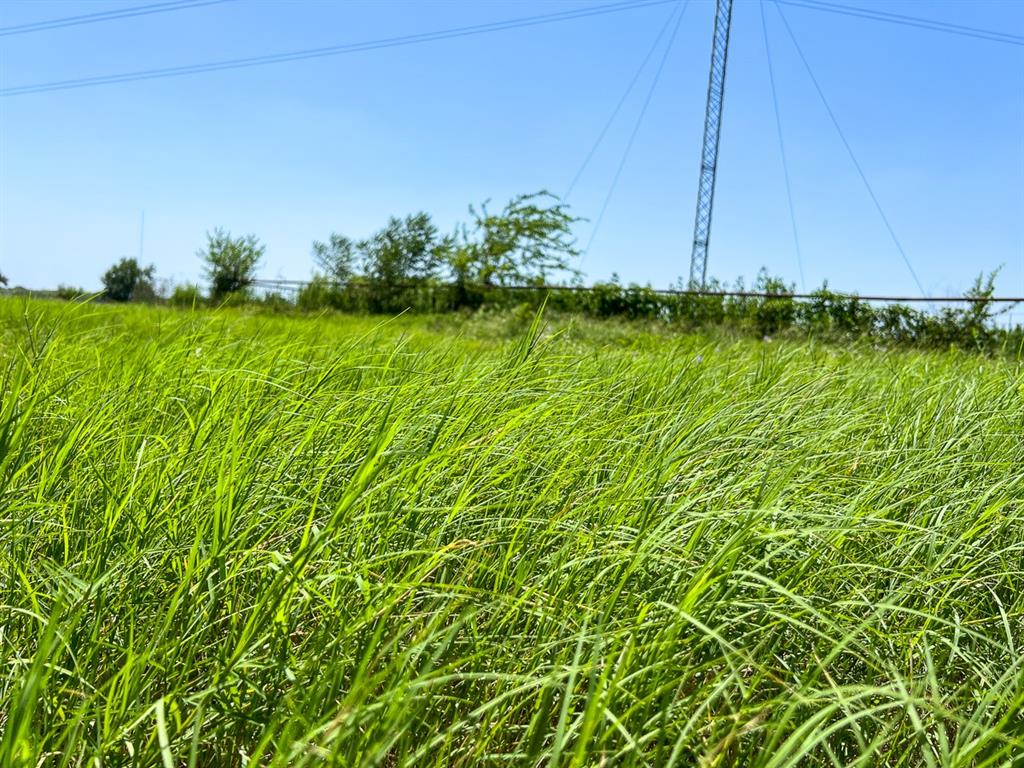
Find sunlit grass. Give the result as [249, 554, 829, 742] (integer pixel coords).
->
[2, 298, 1023, 766]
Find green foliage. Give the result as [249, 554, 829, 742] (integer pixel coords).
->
[799, 282, 874, 337]
[312, 213, 451, 313]
[55, 284, 87, 301]
[169, 283, 202, 308]
[666, 277, 727, 326]
[282, 267, 1021, 355]
[101, 257, 155, 302]
[751, 269, 796, 336]
[0, 272, 7, 286]
[3, 298, 1024, 765]
[215, 290, 251, 308]
[451, 191, 582, 289]
[306, 192, 582, 313]
[296, 275, 343, 311]
[260, 291, 292, 311]
[199, 228, 265, 300]
[311, 233, 356, 283]
[360, 213, 451, 310]
[580, 276, 665, 320]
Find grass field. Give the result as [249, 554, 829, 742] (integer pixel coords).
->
[2, 298, 1023, 766]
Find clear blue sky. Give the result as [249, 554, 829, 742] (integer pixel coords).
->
[1, 0, 1022, 297]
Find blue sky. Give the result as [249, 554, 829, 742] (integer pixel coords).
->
[1, 0, 1022, 297]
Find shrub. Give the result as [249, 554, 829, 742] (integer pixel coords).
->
[215, 290, 251, 308]
[55, 284, 88, 301]
[199, 229, 265, 301]
[102, 258, 155, 302]
[297, 276, 343, 311]
[260, 291, 292, 312]
[169, 283, 203, 308]
[752, 271, 796, 337]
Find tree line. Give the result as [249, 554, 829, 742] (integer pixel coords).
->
[84, 191, 581, 311]
[13, 189, 1023, 355]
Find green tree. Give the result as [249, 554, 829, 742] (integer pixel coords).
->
[0, 272, 7, 286]
[199, 229, 265, 301]
[315, 213, 451, 313]
[451, 191, 582, 289]
[359, 213, 451, 286]
[101, 257, 155, 302]
[311, 234, 356, 283]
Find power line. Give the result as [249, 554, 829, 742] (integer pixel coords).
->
[776, 0, 1024, 48]
[1, 0, 676, 98]
[772, 1, 928, 299]
[0, 0, 237, 37]
[584, 0, 689, 256]
[760, 0, 804, 291]
[563, 1, 681, 201]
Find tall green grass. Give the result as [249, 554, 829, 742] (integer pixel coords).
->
[2, 298, 1023, 766]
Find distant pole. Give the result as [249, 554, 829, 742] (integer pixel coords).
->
[139, 210, 145, 262]
[689, 0, 734, 289]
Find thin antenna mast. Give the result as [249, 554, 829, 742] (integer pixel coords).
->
[689, 0, 733, 288]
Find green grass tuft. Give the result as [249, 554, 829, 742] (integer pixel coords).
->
[2, 298, 1023, 766]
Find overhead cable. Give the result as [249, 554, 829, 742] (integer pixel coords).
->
[760, 0, 804, 290]
[584, 0, 689, 256]
[776, 0, 1024, 47]
[773, 1, 928, 298]
[563, 1, 682, 201]
[0, 0, 237, 38]
[1, 0, 676, 97]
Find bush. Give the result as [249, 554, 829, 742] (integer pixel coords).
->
[260, 291, 293, 312]
[752, 271, 796, 337]
[169, 283, 203, 308]
[55, 284, 88, 301]
[215, 291, 251, 309]
[297, 276, 344, 311]
[199, 229, 265, 301]
[666, 277, 725, 327]
[102, 258, 155, 302]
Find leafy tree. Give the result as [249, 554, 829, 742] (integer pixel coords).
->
[962, 269, 1001, 327]
[199, 229, 265, 300]
[313, 213, 452, 313]
[944, 269, 1003, 350]
[312, 234, 356, 283]
[451, 191, 582, 288]
[102, 257, 155, 302]
[0, 272, 7, 286]
[359, 213, 451, 286]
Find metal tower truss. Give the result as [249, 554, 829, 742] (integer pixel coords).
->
[689, 0, 734, 288]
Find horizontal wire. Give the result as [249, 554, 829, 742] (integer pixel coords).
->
[0, 0, 237, 37]
[1, 0, 675, 97]
[776, 0, 1024, 47]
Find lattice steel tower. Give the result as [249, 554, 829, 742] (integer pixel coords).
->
[689, 0, 734, 288]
